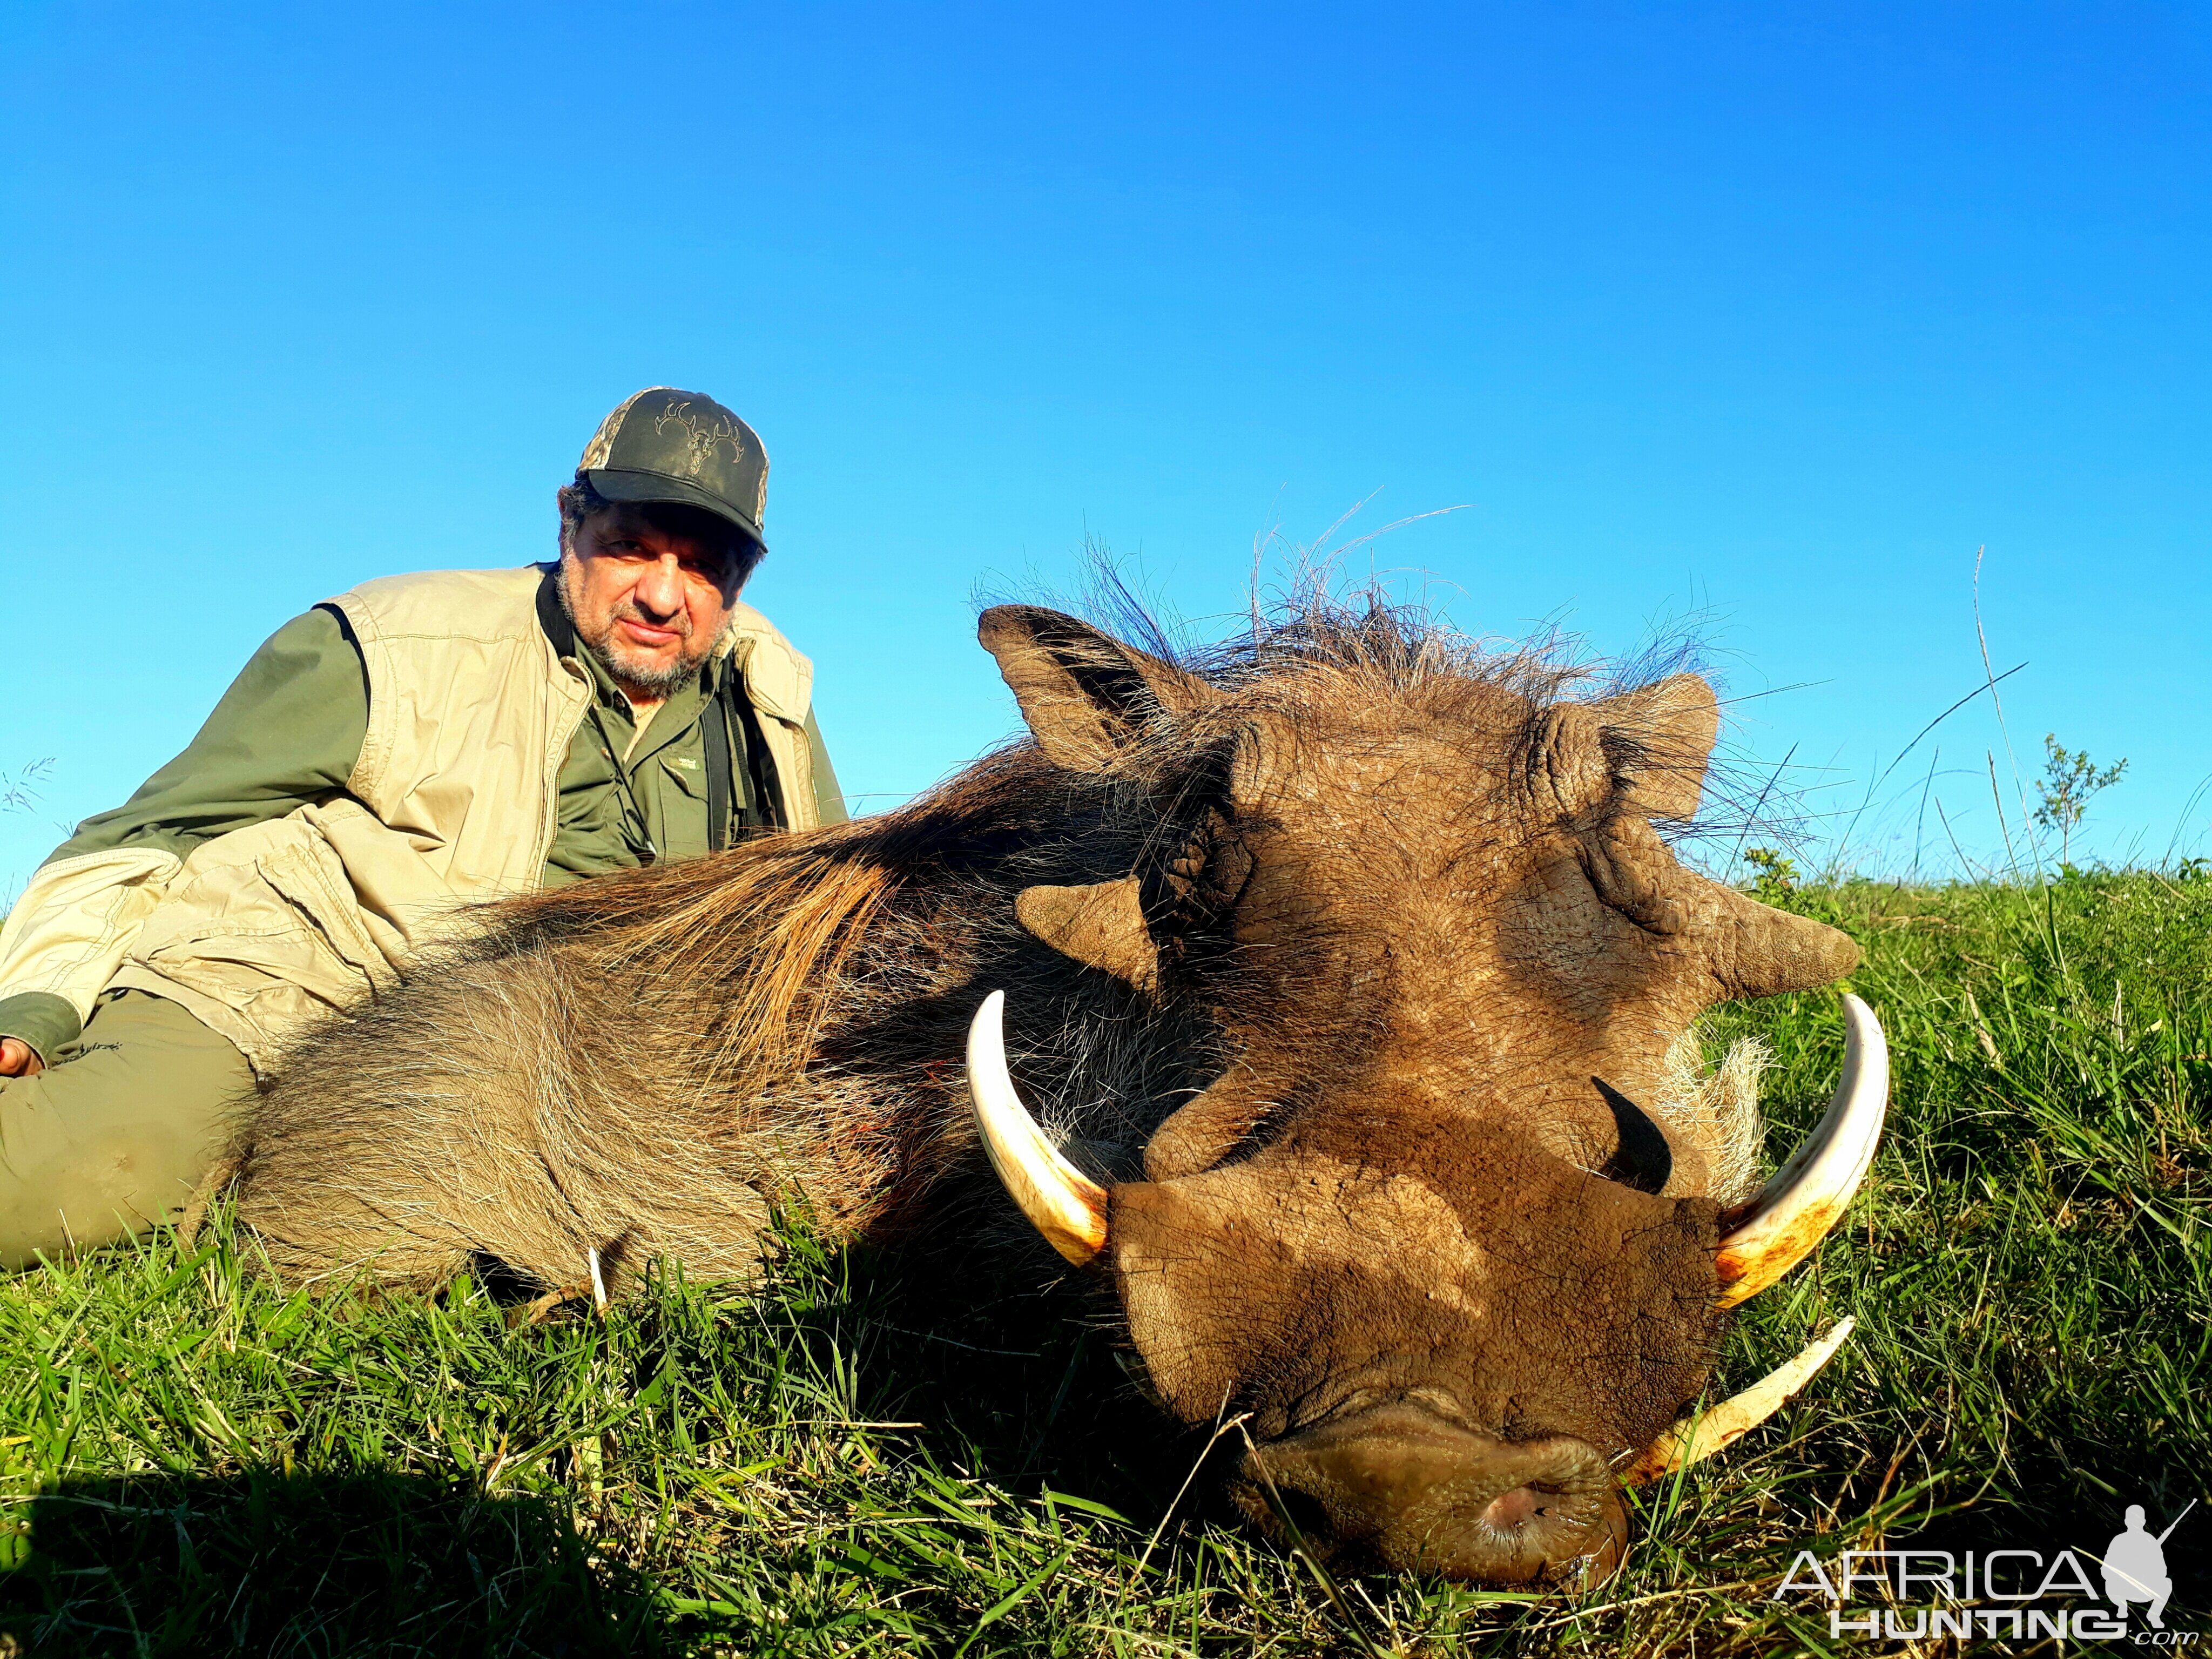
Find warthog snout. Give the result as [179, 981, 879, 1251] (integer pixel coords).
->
[1233, 1405, 1625, 1584]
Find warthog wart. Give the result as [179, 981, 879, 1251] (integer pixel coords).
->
[223, 586, 1886, 1586]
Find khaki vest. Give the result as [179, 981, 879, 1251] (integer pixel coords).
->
[15, 567, 818, 1074]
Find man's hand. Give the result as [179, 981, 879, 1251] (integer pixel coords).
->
[0, 1038, 44, 1078]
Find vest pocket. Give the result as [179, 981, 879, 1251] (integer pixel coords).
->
[121, 815, 402, 1031]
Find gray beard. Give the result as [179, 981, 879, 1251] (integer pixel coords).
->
[596, 648, 699, 700]
[556, 560, 703, 701]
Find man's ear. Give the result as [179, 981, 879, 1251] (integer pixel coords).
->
[555, 483, 579, 556]
[1588, 673, 1720, 821]
[977, 605, 1213, 773]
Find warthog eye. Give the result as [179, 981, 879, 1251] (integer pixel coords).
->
[1590, 1076, 1674, 1195]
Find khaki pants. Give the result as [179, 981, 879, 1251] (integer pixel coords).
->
[0, 990, 252, 1270]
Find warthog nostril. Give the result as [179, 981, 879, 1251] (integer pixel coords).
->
[1233, 1404, 1625, 1584]
[1481, 1483, 1544, 1530]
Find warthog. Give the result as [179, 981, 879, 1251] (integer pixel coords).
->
[228, 591, 1886, 1585]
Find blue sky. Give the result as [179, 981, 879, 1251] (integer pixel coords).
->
[3, 3, 2206, 893]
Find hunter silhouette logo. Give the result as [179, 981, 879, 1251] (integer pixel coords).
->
[2102, 1501, 2194, 1630]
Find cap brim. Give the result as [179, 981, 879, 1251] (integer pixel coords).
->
[584, 468, 765, 552]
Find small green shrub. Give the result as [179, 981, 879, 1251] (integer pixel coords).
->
[2032, 733, 2128, 866]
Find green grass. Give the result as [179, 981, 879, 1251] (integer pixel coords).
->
[3, 869, 2208, 1656]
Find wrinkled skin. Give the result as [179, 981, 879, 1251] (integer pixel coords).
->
[230, 596, 1859, 1588]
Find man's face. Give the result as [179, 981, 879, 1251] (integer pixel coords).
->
[559, 504, 746, 699]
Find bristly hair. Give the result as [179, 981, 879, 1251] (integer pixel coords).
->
[1073, 554, 1696, 704]
[1067, 558, 1773, 854]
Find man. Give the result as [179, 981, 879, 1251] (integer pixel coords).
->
[0, 387, 845, 1268]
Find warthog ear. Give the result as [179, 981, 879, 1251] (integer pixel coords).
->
[1016, 877, 1159, 992]
[979, 606, 1213, 773]
[1589, 673, 1721, 821]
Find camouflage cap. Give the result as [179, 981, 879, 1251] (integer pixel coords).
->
[576, 387, 770, 551]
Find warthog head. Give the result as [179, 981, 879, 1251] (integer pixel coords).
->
[965, 602, 1882, 1585]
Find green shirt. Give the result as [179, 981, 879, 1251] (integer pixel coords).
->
[0, 572, 845, 1058]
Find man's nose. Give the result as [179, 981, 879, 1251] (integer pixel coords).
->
[633, 555, 685, 618]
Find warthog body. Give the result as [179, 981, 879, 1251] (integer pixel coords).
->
[230, 591, 1865, 1583]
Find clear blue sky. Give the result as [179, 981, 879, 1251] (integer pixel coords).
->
[3, 3, 2206, 894]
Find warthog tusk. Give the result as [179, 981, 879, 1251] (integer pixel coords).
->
[1624, 1317, 1857, 1484]
[966, 990, 1110, 1266]
[1712, 993, 1889, 1309]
